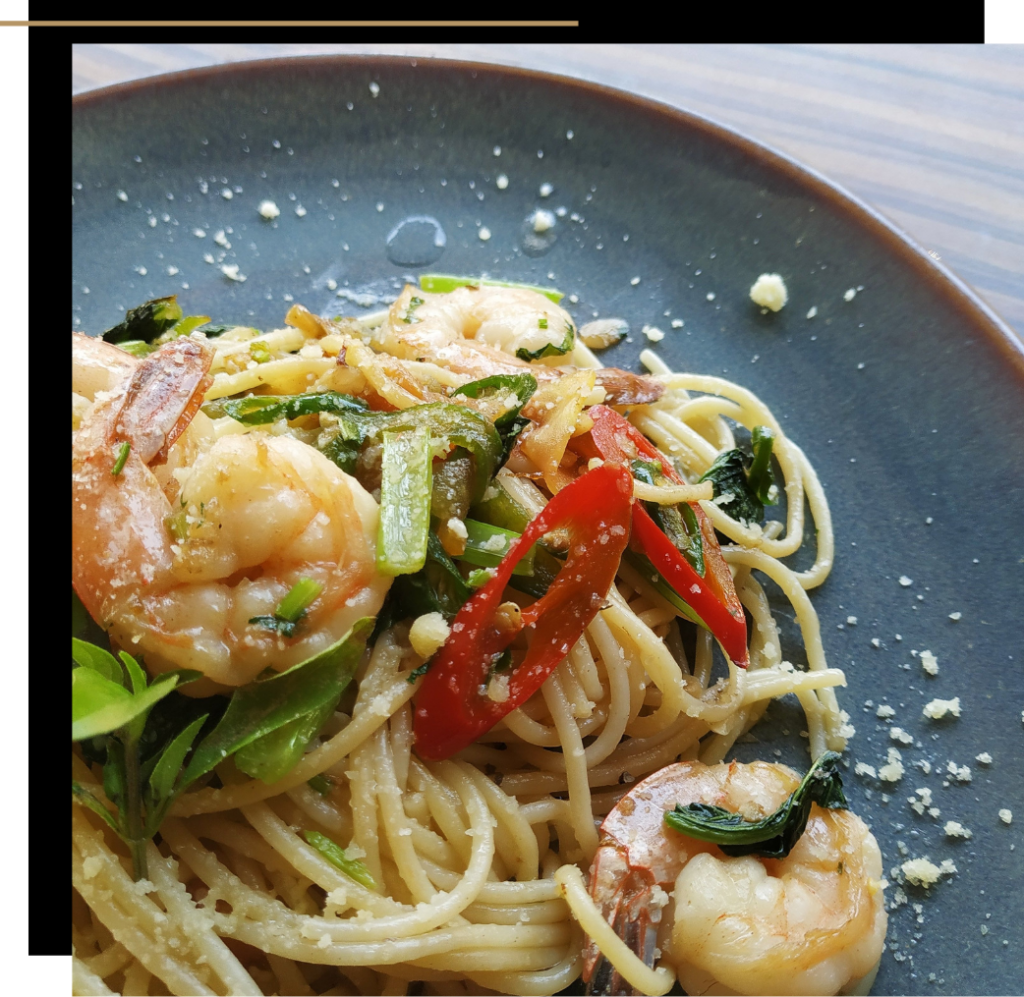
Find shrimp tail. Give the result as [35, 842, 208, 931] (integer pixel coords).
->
[583, 843, 663, 996]
[113, 337, 214, 463]
[593, 368, 665, 407]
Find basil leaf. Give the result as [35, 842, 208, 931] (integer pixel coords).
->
[146, 715, 209, 808]
[302, 829, 378, 889]
[72, 782, 122, 834]
[72, 637, 123, 685]
[102, 296, 182, 345]
[663, 751, 847, 859]
[72, 668, 193, 741]
[235, 697, 338, 785]
[181, 618, 373, 786]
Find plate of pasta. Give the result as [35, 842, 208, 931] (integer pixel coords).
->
[72, 57, 1024, 997]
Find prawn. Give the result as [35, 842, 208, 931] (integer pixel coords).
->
[71, 332, 392, 692]
[581, 760, 887, 996]
[378, 284, 664, 406]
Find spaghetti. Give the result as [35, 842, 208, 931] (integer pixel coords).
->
[72, 283, 849, 996]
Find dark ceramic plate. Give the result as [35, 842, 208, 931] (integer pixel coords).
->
[72, 57, 1024, 996]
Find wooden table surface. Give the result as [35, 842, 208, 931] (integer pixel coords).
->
[72, 43, 1024, 344]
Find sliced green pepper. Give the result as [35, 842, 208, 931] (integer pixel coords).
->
[419, 273, 564, 304]
[377, 427, 433, 576]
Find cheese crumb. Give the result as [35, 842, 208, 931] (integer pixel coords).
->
[901, 857, 955, 887]
[975, 752, 992, 765]
[876, 704, 896, 719]
[221, 264, 246, 282]
[879, 747, 905, 783]
[258, 199, 280, 219]
[496, 174, 509, 190]
[408, 612, 451, 660]
[844, 287, 857, 302]
[847, 615, 858, 625]
[920, 650, 939, 675]
[446, 517, 468, 541]
[999, 808, 1013, 825]
[531, 209, 555, 233]
[948, 611, 962, 621]
[944, 821, 972, 838]
[890, 727, 914, 744]
[82, 856, 103, 879]
[478, 226, 491, 241]
[923, 697, 961, 719]
[899, 575, 913, 587]
[486, 673, 510, 703]
[643, 325, 665, 342]
[749, 273, 788, 312]
[945, 760, 971, 782]
[855, 762, 877, 778]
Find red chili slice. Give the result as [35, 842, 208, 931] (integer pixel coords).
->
[572, 405, 748, 667]
[413, 462, 634, 760]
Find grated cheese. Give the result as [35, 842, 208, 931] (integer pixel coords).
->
[923, 697, 961, 719]
[749, 273, 788, 312]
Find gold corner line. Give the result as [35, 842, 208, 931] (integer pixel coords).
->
[9, 19, 579, 26]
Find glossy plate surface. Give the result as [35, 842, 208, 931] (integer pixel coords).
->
[73, 56, 1024, 996]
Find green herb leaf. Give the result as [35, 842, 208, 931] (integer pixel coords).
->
[102, 296, 183, 345]
[307, 774, 333, 796]
[419, 273, 564, 304]
[515, 322, 575, 362]
[223, 391, 369, 426]
[117, 340, 155, 358]
[698, 426, 777, 525]
[631, 460, 705, 576]
[407, 661, 431, 683]
[302, 829, 378, 889]
[663, 751, 847, 858]
[181, 618, 373, 786]
[235, 697, 338, 785]
[72, 637, 124, 684]
[452, 373, 537, 431]
[146, 714, 209, 808]
[379, 532, 471, 633]
[72, 782, 122, 834]
[72, 667, 196, 741]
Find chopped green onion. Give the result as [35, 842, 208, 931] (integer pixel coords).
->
[377, 427, 433, 576]
[249, 341, 272, 364]
[302, 829, 378, 889]
[420, 273, 564, 304]
[111, 442, 130, 476]
[276, 578, 324, 623]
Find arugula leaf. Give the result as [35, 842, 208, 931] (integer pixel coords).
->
[663, 751, 847, 858]
[102, 296, 183, 345]
[181, 618, 373, 786]
[146, 715, 208, 808]
[698, 426, 778, 525]
[72, 668, 196, 741]
[302, 829, 378, 889]
[72, 637, 124, 683]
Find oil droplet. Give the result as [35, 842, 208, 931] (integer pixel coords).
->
[385, 215, 447, 267]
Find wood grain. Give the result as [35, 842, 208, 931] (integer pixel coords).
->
[72, 43, 1024, 342]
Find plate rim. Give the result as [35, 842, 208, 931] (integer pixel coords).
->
[73, 52, 1024, 380]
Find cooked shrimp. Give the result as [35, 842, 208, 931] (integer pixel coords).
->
[71, 333, 391, 692]
[378, 284, 664, 406]
[582, 760, 887, 996]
